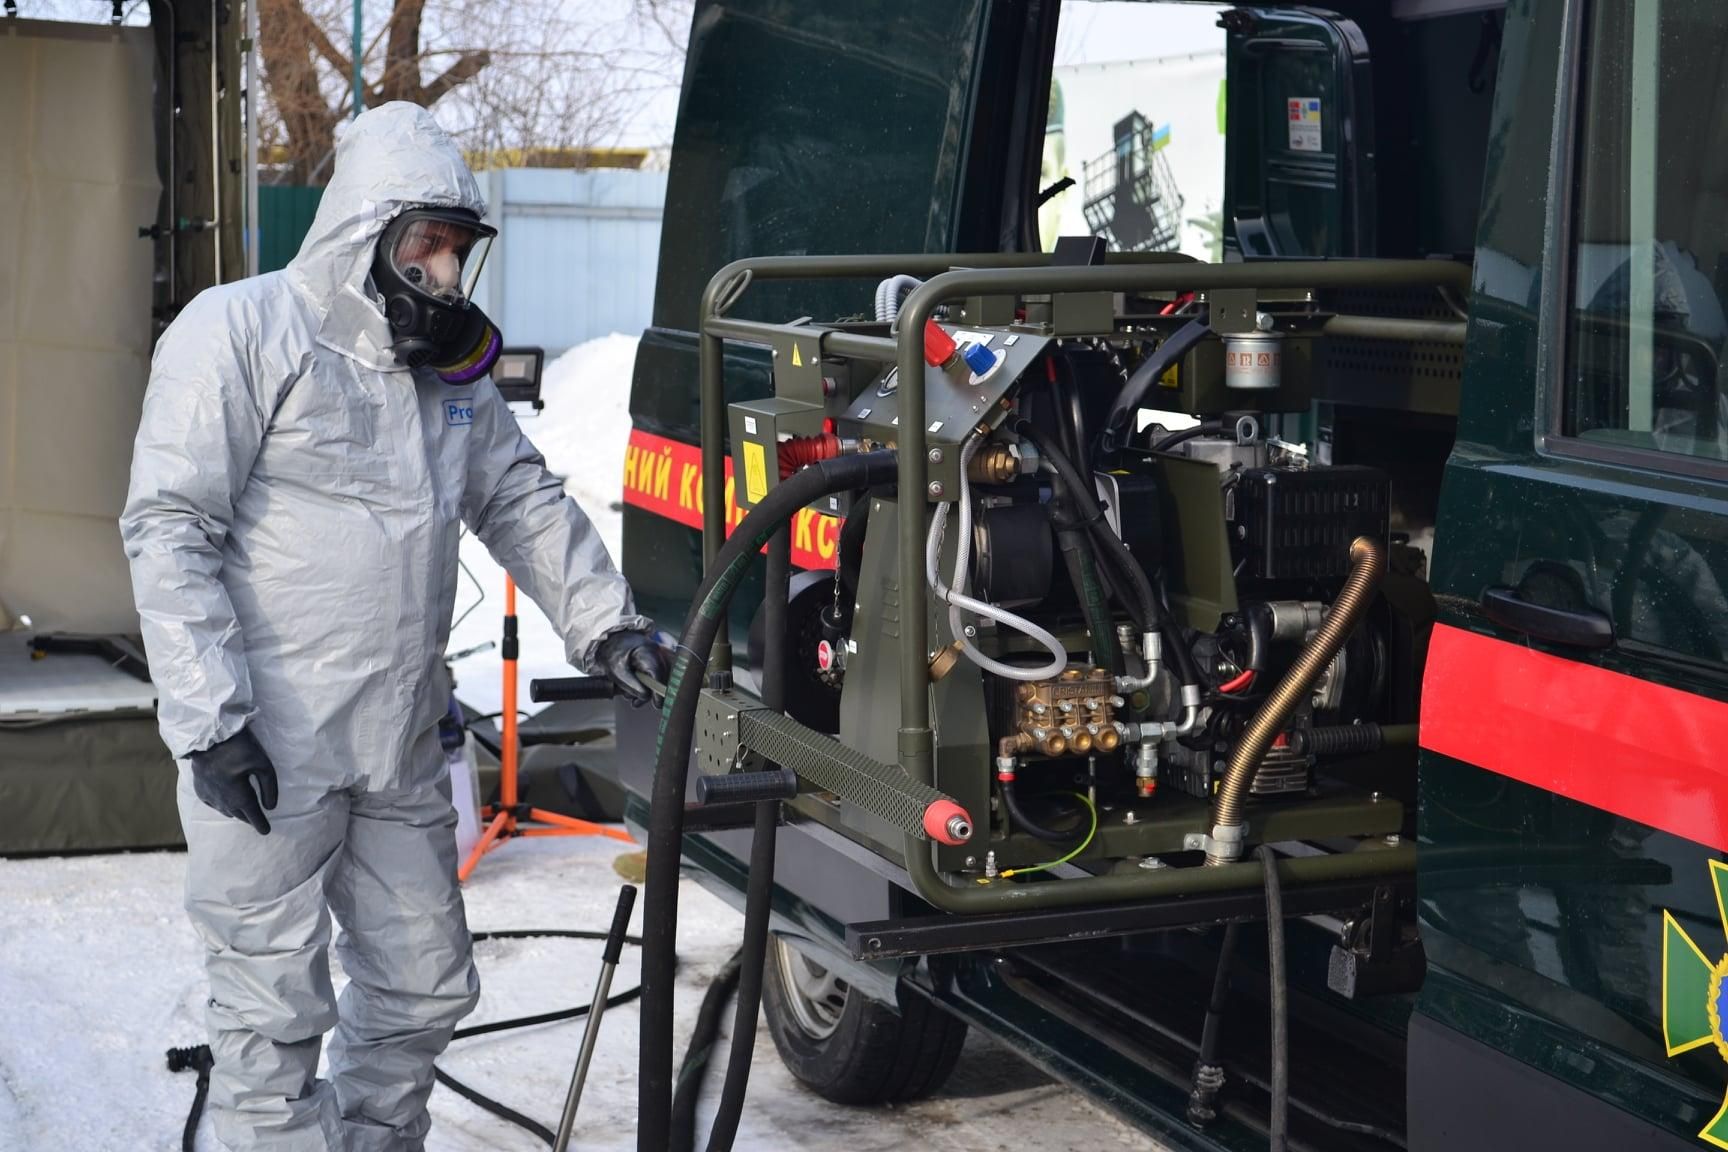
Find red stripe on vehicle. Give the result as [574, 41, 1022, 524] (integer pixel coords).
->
[620, 427, 842, 570]
[1421, 623, 1728, 851]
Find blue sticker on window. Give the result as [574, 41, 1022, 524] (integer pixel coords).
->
[445, 398, 474, 427]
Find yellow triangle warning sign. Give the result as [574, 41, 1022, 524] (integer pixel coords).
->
[791, 343, 803, 368]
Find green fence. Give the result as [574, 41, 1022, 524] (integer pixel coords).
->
[259, 185, 324, 273]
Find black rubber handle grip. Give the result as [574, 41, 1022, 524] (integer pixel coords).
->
[1480, 586, 1614, 650]
[694, 768, 799, 807]
[602, 885, 637, 966]
[529, 676, 615, 703]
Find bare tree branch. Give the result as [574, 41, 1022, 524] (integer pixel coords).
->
[257, 0, 689, 184]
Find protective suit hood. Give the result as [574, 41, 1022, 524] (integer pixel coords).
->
[286, 102, 487, 371]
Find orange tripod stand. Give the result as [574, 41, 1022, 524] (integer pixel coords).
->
[459, 575, 633, 883]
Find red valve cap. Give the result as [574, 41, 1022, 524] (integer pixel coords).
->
[923, 319, 957, 367]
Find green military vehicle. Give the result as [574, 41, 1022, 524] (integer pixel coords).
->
[609, 2, 1728, 1148]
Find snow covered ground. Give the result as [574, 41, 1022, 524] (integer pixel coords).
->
[0, 836, 1160, 1151]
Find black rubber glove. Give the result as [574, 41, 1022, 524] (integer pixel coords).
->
[188, 726, 279, 835]
[597, 629, 670, 706]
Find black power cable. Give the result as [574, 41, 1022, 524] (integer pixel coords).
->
[165, 1044, 213, 1152]
[168, 927, 647, 1150]
[176, 927, 769, 1152]
[433, 928, 646, 1148]
[669, 949, 746, 1152]
[637, 450, 899, 1152]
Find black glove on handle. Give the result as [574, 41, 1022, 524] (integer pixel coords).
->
[597, 629, 669, 706]
[188, 727, 279, 835]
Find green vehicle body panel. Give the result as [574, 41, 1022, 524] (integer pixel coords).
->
[1421, 0, 1727, 1142]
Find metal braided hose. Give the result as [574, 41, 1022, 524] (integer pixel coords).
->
[1205, 535, 1385, 865]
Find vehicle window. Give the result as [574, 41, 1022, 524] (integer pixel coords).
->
[1563, 0, 1728, 462]
[1042, 2, 1229, 259]
[651, 1, 986, 332]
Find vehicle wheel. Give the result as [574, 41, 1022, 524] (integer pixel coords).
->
[761, 935, 968, 1105]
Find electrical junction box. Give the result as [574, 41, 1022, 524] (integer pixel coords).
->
[728, 396, 824, 512]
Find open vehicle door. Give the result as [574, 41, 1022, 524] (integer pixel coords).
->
[1222, 6, 1375, 259]
[1417, 3, 1728, 1149]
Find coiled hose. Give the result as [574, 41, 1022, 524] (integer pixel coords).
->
[1205, 537, 1385, 865]
[638, 450, 899, 1152]
[1000, 772, 1087, 845]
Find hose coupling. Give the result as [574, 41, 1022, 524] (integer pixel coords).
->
[1202, 822, 1248, 867]
[1114, 632, 1162, 692]
[1135, 742, 1159, 798]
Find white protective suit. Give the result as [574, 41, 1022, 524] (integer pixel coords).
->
[120, 103, 647, 1150]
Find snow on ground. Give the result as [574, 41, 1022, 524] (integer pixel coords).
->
[0, 837, 1161, 1151]
[445, 333, 638, 719]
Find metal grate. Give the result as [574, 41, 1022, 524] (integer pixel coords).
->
[738, 709, 960, 841]
[1319, 285, 1466, 395]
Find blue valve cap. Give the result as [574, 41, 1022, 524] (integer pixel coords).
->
[961, 341, 1001, 382]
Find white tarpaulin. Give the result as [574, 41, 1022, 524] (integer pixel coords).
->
[0, 19, 160, 636]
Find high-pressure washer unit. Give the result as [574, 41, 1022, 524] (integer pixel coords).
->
[606, 250, 1463, 1151]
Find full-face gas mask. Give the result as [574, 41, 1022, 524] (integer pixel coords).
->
[371, 207, 502, 384]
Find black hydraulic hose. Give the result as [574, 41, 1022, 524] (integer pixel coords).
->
[1259, 845, 1289, 1152]
[669, 949, 744, 1152]
[1001, 774, 1084, 845]
[1151, 420, 1226, 454]
[1014, 418, 1162, 634]
[1100, 318, 1213, 455]
[638, 450, 899, 1152]
[1017, 417, 1205, 692]
[1049, 496, 1119, 672]
[1245, 603, 1272, 675]
[702, 530, 791, 1152]
[1054, 354, 1092, 480]
[700, 802, 776, 1150]
[1186, 921, 1241, 1126]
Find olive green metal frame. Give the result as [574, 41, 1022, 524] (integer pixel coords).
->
[695, 253, 1471, 912]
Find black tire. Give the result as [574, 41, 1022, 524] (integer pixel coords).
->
[761, 936, 968, 1105]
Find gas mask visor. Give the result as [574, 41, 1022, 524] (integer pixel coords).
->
[374, 207, 502, 381]
[382, 208, 494, 304]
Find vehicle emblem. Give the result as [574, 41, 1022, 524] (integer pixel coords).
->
[1663, 860, 1728, 1147]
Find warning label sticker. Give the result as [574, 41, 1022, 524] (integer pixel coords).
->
[742, 439, 768, 504]
[1287, 97, 1322, 152]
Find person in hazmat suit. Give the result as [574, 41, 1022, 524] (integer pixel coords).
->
[119, 102, 665, 1151]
